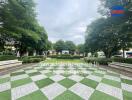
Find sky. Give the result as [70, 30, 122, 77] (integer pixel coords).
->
[35, 0, 101, 44]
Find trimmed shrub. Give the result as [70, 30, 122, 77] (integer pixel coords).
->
[113, 57, 132, 64]
[22, 58, 42, 63]
[0, 55, 17, 61]
[21, 55, 46, 63]
[84, 57, 112, 65]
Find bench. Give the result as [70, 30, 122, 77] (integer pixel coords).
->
[0, 60, 22, 70]
[109, 62, 132, 73]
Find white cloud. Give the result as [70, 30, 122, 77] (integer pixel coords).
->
[36, 0, 101, 44]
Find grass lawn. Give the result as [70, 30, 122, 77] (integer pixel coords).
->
[44, 58, 85, 63]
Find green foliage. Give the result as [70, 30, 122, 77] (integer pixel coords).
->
[85, 1, 132, 58]
[84, 57, 112, 65]
[77, 44, 85, 54]
[54, 40, 66, 53]
[84, 57, 132, 65]
[48, 54, 83, 59]
[21, 56, 46, 63]
[0, 55, 17, 61]
[65, 41, 76, 53]
[54, 40, 76, 53]
[0, 0, 48, 55]
[22, 58, 42, 63]
[113, 57, 132, 64]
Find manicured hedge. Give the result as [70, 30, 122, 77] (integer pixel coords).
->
[21, 55, 46, 63]
[113, 57, 132, 64]
[84, 57, 132, 65]
[48, 54, 83, 59]
[0, 55, 17, 61]
[84, 57, 112, 65]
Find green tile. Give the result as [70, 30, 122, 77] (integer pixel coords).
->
[78, 73, 88, 77]
[59, 78, 76, 88]
[123, 90, 132, 100]
[107, 72, 120, 77]
[102, 78, 121, 88]
[61, 73, 72, 77]
[86, 69, 94, 72]
[11, 78, 32, 88]
[45, 72, 55, 77]
[121, 78, 132, 85]
[28, 72, 41, 76]
[89, 90, 118, 100]
[80, 78, 98, 89]
[18, 90, 48, 100]
[37, 68, 45, 71]
[0, 90, 11, 100]
[54, 90, 83, 100]
[92, 72, 104, 77]
[35, 78, 54, 88]
[0, 77, 10, 84]
[11, 72, 25, 76]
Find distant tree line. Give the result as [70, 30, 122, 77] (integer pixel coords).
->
[53, 40, 85, 55]
[85, 0, 132, 58]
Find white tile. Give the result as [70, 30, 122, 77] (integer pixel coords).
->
[25, 69, 37, 74]
[86, 70, 93, 74]
[95, 70, 106, 74]
[0, 74, 10, 79]
[87, 75, 102, 82]
[13, 69, 24, 73]
[31, 75, 47, 81]
[34, 66, 43, 70]
[54, 70, 65, 74]
[69, 83, 94, 100]
[104, 75, 121, 82]
[11, 74, 28, 81]
[11, 82, 38, 100]
[68, 75, 84, 82]
[40, 70, 51, 74]
[96, 83, 123, 100]
[0, 82, 11, 92]
[41, 83, 66, 100]
[121, 83, 132, 92]
[50, 75, 65, 82]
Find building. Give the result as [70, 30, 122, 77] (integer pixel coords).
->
[62, 50, 69, 54]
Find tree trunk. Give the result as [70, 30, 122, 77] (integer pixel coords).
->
[103, 51, 112, 58]
[123, 48, 125, 58]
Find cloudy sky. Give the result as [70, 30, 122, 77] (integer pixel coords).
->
[35, 0, 101, 44]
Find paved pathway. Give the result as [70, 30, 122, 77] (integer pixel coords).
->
[0, 63, 132, 100]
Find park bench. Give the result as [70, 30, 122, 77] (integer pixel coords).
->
[108, 62, 132, 73]
[0, 60, 22, 70]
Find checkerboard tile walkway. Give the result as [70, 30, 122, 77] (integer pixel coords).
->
[0, 63, 132, 100]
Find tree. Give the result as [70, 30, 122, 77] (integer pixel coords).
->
[65, 41, 76, 54]
[85, 0, 132, 58]
[0, 0, 48, 56]
[46, 41, 53, 50]
[99, 0, 132, 57]
[54, 40, 76, 54]
[77, 44, 85, 54]
[85, 18, 122, 58]
[54, 40, 66, 53]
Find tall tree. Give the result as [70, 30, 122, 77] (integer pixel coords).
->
[65, 41, 76, 54]
[0, 0, 48, 56]
[54, 40, 66, 53]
